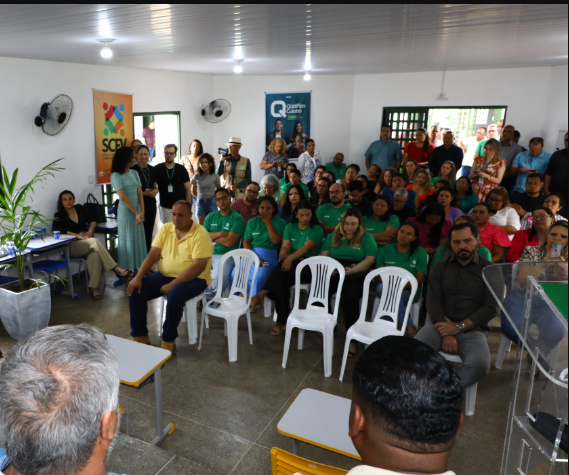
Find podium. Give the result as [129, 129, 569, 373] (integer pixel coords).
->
[483, 262, 568, 475]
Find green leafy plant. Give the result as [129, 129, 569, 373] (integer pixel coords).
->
[0, 159, 65, 291]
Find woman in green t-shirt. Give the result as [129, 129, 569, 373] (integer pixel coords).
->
[454, 176, 479, 214]
[321, 208, 378, 357]
[250, 200, 324, 335]
[242, 195, 286, 295]
[375, 221, 428, 338]
[363, 195, 400, 247]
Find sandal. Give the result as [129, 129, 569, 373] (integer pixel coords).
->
[113, 267, 131, 279]
[270, 325, 285, 336]
[91, 290, 101, 300]
[249, 296, 263, 310]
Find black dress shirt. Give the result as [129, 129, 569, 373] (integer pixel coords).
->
[428, 144, 464, 177]
[53, 205, 95, 234]
[427, 253, 497, 327]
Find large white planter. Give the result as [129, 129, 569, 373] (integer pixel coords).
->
[0, 279, 51, 341]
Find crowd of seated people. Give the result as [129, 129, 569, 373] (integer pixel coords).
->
[48, 126, 566, 393]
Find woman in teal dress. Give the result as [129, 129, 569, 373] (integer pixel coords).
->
[110, 147, 147, 272]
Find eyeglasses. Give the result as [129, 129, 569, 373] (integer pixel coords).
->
[533, 214, 550, 220]
[215, 196, 229, 202]
[487, 197, 502, 203]
[164, 151, 176, 156]
[329, 190, 343, 195]
[246, 189, 259, 194]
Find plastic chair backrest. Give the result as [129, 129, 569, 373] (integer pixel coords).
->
[270, 447, 348, 475]
[293, 256, 345, 316]
[217, 249, 260, 304]
[362, 267, 417, 331]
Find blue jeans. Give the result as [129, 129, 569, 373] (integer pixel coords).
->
[461, 166, 472, 177]
[375, 283, 414, 328]
[196, 196, 218, 217]
[148, 147, 155, 158]
[129, 272, 207, 342]
[206, 254, 234, 300]
[231, 248, 278, 296]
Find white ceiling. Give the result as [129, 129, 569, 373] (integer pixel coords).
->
[0, 4, 567, 76]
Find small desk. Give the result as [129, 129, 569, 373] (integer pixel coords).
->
[106, 334, 175, 446]
[96, 218, 118, 259]
[277, 388, 360, 460]
[26, 235, 77, 298]
[0, 250, 32, 279]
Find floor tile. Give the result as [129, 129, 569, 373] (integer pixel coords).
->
[107, 433, 174, 475]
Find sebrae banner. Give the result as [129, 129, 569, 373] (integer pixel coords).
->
[93, 90, 133, 184]
[265, 92, 311, 160]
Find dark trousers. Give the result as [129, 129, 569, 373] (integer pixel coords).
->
[264, 260, 312, 325]
[328, 274, 367, 331]
[129, 271, 207, 342]
[143, 197, 157, 253]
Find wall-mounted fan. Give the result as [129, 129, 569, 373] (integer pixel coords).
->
[201, 99, 231, 123]
[34, 94, 74, 136]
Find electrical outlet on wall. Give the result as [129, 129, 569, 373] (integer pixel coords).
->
[88, 175, 95, 185]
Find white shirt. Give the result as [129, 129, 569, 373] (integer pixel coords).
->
[347, 464, 455, 475]
[461, 136, 483, 167]
[488, 206, 520, 240]
[433, 139, 444, 147]
[297, 150, 322, 184]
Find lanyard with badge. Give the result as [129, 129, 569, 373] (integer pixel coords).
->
[140, 167, 150, 191]
[166, 166, 175, 193]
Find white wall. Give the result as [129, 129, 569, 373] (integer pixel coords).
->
[541, 65, 569, 150]
[0, 57, 213, 219]
[0, 57, 566, 220]
[212, 66, 567, 178]
[212, 74, 355, 184]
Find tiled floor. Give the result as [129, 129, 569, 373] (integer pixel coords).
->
[0, 275, 517, 475]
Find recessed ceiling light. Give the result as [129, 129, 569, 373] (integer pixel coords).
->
[98, 39, 114, 59]
[234, 60, 244, 73]
[304, 72, 311, 81]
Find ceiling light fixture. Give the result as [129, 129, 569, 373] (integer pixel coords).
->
[234, 60, 244, 73]
[304, 72, 311, 81]
[98, 39, 114, 59]
[436, 70, 449, 101]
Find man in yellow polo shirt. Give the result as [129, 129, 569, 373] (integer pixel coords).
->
[127, 200, 213, 351]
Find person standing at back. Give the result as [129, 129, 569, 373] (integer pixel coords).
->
[141, 120, 156, 158]
[131, 145, 158, 252]
[365, 125, 402, 172]
[191, 153, 221, 225]
[154, 144, 192, 223]
[402, 128, 434, 168]
[459, 126, 487, 177]
[216, 137, 252, 200]
[492, 125, 523, 192]
[428, 131, 464, 177]
[180, 139, 204, 181]
[297, 139, 322, 185]
[545, 132, 568, 218]
[348, 336, 463, 475]
[511, 137, 551, 196]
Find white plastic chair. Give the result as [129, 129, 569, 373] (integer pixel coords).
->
[265, 283, 311, 321]
[339, 268, 417, 381]
[199, 249, 260, 362]
[372, 255, 428, 328]
[282, 256, 345, 377]
[495, 335, 513, 369]
[439, 352, 478, 416]
[158, 291, 206, 345]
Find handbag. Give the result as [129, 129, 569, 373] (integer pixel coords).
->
[84, 193, 106, 223]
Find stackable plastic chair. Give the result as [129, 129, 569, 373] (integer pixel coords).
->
[199, 249, 260, 362]
[282, 256, 345, 378]
[439, 352, 478, 416]
[70, 256, 106, 296]
[270, 447, 347, 475]
[264, 283, 311, 321]
[339, 267, 417, 381]
[158, 291, 206, 345]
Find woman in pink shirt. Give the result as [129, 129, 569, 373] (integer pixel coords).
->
[407, 203, 451, 258]
[471, 202, 511, 263]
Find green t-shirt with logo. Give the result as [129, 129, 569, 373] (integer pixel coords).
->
[363, 215, 400, 235]
[280, 181, 310, 198]
[243, 216, 286, 250]
[316, 203, 351, 229]
[322, 232, 378, 262]
[203, 209, 246, 256]
[325, 161, 348, 179]
[283, 223, 325, 257]
[376, 244, 429, 300]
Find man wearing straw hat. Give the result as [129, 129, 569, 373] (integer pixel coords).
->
[216, 137, 252, 201]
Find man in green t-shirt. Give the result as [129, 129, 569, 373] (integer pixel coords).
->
[325, 153, 347, 180]
[316, 183, 351, 235]
[203, 188, 246, 299]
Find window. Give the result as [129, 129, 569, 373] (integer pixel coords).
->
[382, 106, 507, 146]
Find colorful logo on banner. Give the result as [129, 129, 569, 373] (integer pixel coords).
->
[103, 102, 126, 136]
[265, 92, 311, 157]
[93, 91, 133, 184]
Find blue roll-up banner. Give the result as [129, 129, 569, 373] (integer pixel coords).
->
[265, 92, 311, 159]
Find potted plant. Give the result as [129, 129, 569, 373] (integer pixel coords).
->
[0, 159, 64, 340]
